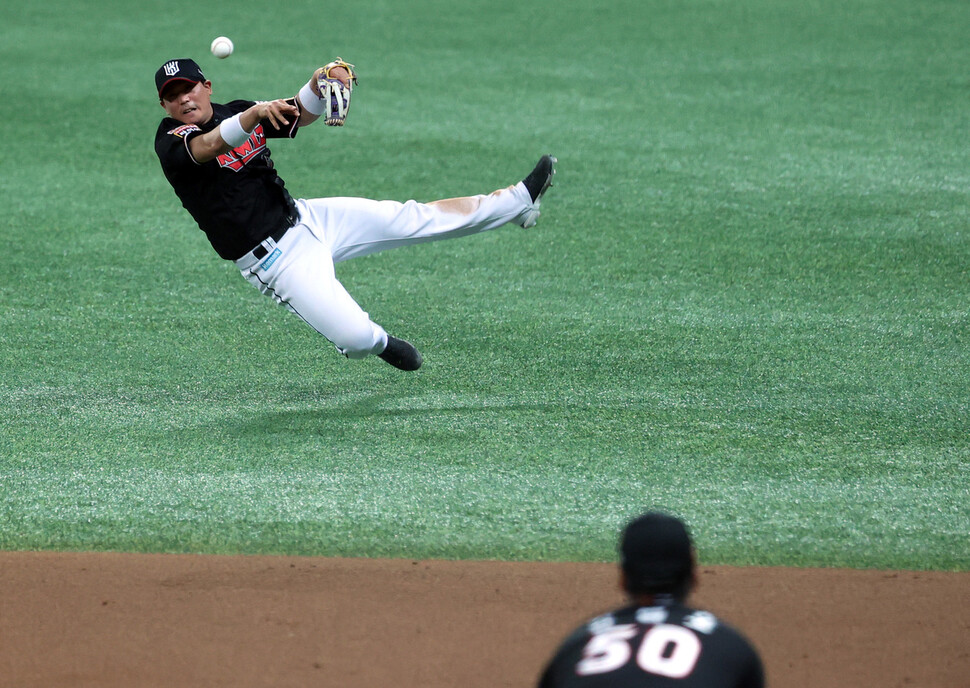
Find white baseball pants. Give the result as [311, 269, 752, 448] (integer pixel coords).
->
[234, 181, 537, 359]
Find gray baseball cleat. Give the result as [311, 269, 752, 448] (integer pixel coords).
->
[519, 154, 557, 228]
[379, 335, 423, 371]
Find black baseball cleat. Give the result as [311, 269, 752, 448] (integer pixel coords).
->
[378, 335, 423, 371]
[519, 154, 557, 228]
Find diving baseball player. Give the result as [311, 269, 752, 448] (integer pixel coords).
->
[153, 57, 556, 371]
[538, 513, 765, 688]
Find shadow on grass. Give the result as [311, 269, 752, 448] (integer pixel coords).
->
[223, 394, 568, 438]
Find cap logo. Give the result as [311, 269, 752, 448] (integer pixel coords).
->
[163, 61, 180, 77]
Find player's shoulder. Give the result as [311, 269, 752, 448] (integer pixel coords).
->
[671, 604, 761, 657]
[156, 117, 202, 139]
[584, 607, 635, 633]
[155, 118, 203, 165]
[682, 605, 764, 685]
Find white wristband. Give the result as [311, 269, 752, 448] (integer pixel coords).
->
[298, 81, 326, 116]
[220, 113, 252, 148]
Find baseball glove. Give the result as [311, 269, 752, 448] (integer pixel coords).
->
[314, 58, 357, 126]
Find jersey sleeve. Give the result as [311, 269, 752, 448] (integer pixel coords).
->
[225, 99, 300, 140]
[155, 119, 206, 169]
[266, 97, 300, 139]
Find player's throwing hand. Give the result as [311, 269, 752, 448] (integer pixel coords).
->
[253, 99, 300, 130]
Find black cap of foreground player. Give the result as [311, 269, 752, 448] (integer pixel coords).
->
[155, 58, 206, 97]
[620, 511, 695, 596]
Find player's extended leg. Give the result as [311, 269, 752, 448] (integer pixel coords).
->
[302, 155, 556, 263]
[298, 185, 526, 264]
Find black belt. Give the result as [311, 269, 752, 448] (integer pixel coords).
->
[251, 210, 298, 260]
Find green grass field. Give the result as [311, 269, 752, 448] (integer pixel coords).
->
[1, 0, 967, 570]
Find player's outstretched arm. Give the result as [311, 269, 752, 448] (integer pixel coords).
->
[295, 84, 323, 128]
[188, 99, 299, 163]
[296, 58, 357, 127]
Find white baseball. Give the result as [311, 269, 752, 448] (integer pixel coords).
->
[210, 36, 234, 59]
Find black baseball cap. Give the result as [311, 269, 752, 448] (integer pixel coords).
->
[155, 58, 206, 97]
[620, 512, 695, 594]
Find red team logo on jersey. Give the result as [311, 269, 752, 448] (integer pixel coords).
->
[168, 124, 201, 138]
[217, 125, 267, 172]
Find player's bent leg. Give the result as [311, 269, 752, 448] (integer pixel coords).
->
[275, 264, 387, 359]
[236, 224, 388, 361]
[288, 286, 386, 359]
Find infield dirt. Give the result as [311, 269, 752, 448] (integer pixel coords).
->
[1, 552, 967, 687]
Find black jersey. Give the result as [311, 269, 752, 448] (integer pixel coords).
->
[155, 99, 301, 261]
[539, 603, 764, 688]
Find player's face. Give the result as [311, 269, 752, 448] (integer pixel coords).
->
[160, 80, 214, 125]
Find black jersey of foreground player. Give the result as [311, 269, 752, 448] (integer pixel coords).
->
[538, 513, 764, 688]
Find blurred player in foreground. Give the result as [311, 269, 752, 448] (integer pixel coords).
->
[538, 512, 764, 688]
